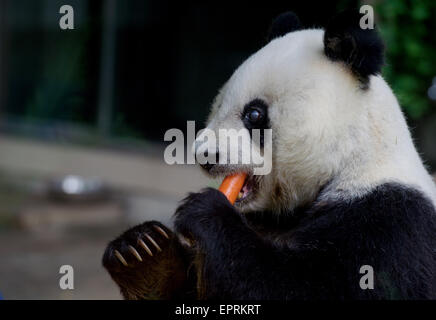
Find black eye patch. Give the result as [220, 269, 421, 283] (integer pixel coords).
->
[241, 99, 270, 146]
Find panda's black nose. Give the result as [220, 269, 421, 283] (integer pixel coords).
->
[200, 162, 214, 171]
[199, 150, 219, 172]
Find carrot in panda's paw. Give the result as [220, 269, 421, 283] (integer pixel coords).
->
[218, 172, 248, 204]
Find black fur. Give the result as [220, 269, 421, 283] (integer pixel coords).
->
[267, 11, 302, 41]
[324, 9, 384, 84]
[171, 183, 436, 299]
[104, 182, 436, 300]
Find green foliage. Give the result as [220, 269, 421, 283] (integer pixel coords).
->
[376, 0, 436, 119]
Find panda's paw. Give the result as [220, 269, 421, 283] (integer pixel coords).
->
[102, 221, 172, 273]
[102, 221, 192, 299]
[174, 188, 239, 242]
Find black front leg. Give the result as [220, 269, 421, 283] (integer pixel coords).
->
[174, 186, 427, 300]
[174, 188, 288, 299]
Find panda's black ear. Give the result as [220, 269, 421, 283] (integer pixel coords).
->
[267, 11, 302, 41]
[324, 9, 384, 81]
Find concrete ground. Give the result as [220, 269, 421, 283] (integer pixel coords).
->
[0, 228, 122, 299]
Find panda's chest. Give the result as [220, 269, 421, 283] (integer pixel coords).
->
[245, 214, 300, 247]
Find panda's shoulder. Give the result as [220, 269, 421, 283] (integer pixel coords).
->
[304, 182, 436, 240]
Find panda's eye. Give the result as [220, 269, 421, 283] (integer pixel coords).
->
[241, 99, 270, 146]
[241, 99, 269, 129]
[246, 109, 263, 124]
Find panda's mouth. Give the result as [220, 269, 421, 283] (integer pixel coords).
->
[235, 174, 257, 204]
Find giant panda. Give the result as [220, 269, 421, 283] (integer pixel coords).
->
[102, 10, 436, 300]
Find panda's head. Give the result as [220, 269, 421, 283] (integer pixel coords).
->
[195, 10, 429, 213]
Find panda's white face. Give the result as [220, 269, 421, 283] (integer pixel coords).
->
[197, 28, 436, 213]
[197, 29, 351, 212]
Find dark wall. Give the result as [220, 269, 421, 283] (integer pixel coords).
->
[1, 0, 357, 141]
[113, 0, 357, 140]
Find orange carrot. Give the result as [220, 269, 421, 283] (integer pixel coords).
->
[218, 172, 248, 204]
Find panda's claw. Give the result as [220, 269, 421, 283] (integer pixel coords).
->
[138, 238, 153, 256]
[128, 245, 143, 262]
[153, 225, 170, 239]
[114, 249, 128, 267]
[104, 221, 174, 274]
[144, 233, 162, 252]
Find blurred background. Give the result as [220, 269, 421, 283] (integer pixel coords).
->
[0, 0, 435, 299]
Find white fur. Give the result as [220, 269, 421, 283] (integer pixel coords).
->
[200, 29, 436, 212]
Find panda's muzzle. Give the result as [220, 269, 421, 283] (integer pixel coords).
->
[198, 151, 258, 205]
[198, 150, 251, 179]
